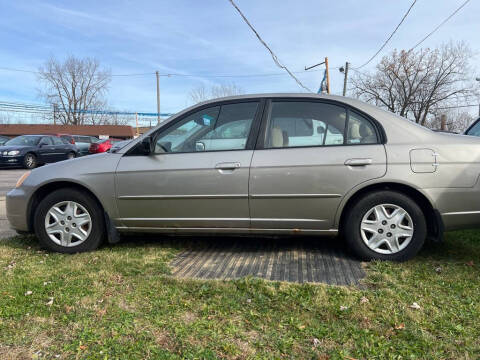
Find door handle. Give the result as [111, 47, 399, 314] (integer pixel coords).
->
[344, 158, 372, 166]
[215, 162, 241, 170]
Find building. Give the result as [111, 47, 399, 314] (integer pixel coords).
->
[0, 124, 135, 140]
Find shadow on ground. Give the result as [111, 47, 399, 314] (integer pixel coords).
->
[4, 231, 477, 285]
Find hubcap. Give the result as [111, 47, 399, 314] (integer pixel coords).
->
[44, 201, 92, 247]
[360, 204, 414, 255]
[25, 155, 34, 167]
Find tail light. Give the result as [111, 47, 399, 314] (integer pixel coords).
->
[89, 143, 99, 153]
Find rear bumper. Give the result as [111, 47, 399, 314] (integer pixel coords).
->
[424, 186, 480, 231]
[6, 188, 30, 232]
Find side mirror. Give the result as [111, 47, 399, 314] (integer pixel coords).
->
[141, 136, 154, 154]
[195, 141, 206, 152]
[317, 126, 325, 134]
[38, 141, 48, 147]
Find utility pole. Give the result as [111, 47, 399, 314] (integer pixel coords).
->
[440, 114, 447, 131]
[53, 103, 58, 125]
[305, 58, 329, 94]
[341, 62, 349, 96]
[156, 71, 160, 125]
[135, 112, 139, 137]
[324, 57, 330, 94]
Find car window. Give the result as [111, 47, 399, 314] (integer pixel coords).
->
[52, 137, 64, 145]
[346, 112, 378, 144]
[41, 137, 54, 145]
[154, 102, 258, 153]
[265, 101, 346, 148]
[466, 120, 480, 136]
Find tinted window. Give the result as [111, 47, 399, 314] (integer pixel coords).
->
[41, 137, 54, 145]
[52, 137, 64, 145]
[346, 112, 378, 144]
[265, 101, 346, 148]
[155, 102, 258, 153]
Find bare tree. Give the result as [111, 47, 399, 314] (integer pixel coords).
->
[188, 83, 243, 104]
[351, 42, 478, 126]
[38, 56, 111, 125]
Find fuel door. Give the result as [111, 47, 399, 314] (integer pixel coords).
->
[410, 148, 438, 173]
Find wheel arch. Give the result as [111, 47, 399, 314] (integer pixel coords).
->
[27, 180, 106, 232]
[337, 182, 443, 242]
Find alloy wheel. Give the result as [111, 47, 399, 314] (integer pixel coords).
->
[44, 201, 92, 247]
[360, 203, 414, 255]
[25, 154, 35, 168]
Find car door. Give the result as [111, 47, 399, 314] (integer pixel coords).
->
[51, 136, 69, 160]
[249, 99, 387, 231]
[114, 100, 263, 229]
[37, 136, 57, 163]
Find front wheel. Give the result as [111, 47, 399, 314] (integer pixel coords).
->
[67, 152, 76, 160]
[23, 153, 37, 169]
[34, 188, 105, 253]
[343, 191, 427, 261]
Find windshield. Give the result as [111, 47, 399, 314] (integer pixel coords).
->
[73, 136, 91, 143]
[5, 135, 42, 146]
[466, 119, 480, 136]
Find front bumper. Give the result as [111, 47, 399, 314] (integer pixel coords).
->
[6, 187, 30, 232]
[0, 155, 23, 166]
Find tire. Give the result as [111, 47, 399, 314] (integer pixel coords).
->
[67, 152, 76, 160]
[34, 188, 105, 253]
[343, 190, 427, 261]
[23, 153, 37, 169]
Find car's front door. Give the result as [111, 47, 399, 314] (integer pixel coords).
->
[114, 101, 263, 229]
[249, 99, 387, 231]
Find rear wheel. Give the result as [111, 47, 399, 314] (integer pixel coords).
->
[67, 152, 76, 159]
[343, 190, 427, 261]
[34, 188, 105, 253]
[23, 153, 37, 169]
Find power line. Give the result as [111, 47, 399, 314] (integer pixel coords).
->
[356, 0, 417, 69]
[227, 0, 312, 92]
[0, 66, 324, 79]
[410, 0, 471, 50]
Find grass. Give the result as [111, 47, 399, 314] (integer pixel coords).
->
[0, 232, 479, 359]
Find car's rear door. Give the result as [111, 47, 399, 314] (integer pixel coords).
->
[37, 136, 57, 163]
[249, 99, 387, 231]
[114, 100, 263, 230]
[51, 136, 69, 160]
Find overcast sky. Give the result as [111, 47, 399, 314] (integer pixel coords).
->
[0, 0, 479, 115]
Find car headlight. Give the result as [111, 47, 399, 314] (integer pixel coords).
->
[7, 150, 20, 156]
[15, 171, 31, 188]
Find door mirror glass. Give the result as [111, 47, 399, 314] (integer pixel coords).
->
[195, 141, 206, 152]
[317, 126, 325, 134]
